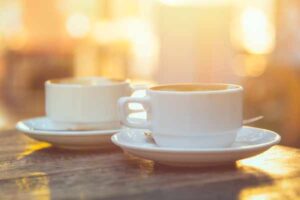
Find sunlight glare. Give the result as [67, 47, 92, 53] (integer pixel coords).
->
[159, 0, 232, 6]
[241, 7, 275, 54]
[66, 14, 90, 38]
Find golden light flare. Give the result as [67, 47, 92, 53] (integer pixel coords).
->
[91, 18, 158, 79]
[237, 147, 300, 199]
[66, 13, 91, 39]
[15, 172, 51, 200]
[237, 147, 296, 177]
[15, 143, 51, 199]
[92, 20, 123, 44]
[159, 0, 232, 6]
[17, 142, 51, 160]
[239, 178, 300, 200]
[6, 31, 28, 50]
[122, 19, 159, 79]
[233, 55, 267, 77]
[240, 7, 275, 54]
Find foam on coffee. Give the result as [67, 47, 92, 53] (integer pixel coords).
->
[151, 84, 239, 92]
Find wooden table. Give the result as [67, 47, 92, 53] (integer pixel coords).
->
[0, 91, 300, 199]
[0, 129, 299, 199]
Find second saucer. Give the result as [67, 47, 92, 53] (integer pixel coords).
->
[16, 117, 120, 150]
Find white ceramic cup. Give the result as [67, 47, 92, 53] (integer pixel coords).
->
[118, 83, 243, 148]
[46, 77, 136, 130]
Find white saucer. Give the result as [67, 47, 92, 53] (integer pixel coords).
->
[111, 126, 281, 167]
[16, 117, 120, 150]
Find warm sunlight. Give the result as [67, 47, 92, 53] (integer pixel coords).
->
[91, 18, 158, 79]
[159, 0, 232, 6]
[233, 55, 268, 77]
[66, 13, 91, 38]
[239, 178, 300, 200]
[240, 7, 275, 54]
[237, 147, 294, 177]
[17, 143, 51, 160]
[1, 0, 300, 199]
[16, 172, 50, 200]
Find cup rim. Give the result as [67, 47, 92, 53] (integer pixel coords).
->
[149, 83, 243, 94]
[46, 77, 130, 88]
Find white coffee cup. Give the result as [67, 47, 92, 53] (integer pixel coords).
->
[46, 77, 136, 130]
[118, 83, 243, 148]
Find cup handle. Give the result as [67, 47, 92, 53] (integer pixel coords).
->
[129, 84, 148, 113]
[118, 96, 151, 129]
[131, 84, 148, 93]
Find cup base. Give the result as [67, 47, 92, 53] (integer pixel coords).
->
[152, 131, 238, 149]
[47, 120, 121, 131]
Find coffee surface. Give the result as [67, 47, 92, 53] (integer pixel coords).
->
[49, 78, 124, 86]
[151, 84, 236, 92]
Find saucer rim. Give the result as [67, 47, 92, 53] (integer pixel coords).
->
[111, 126, 281, 153]
[16, 117, 121, 136]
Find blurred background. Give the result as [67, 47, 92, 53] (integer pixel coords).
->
[0, 0, 299, 147]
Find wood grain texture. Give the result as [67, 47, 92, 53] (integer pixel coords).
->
[0, 128, 299, 200]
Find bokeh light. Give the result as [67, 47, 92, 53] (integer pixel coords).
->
[66, 13, 91, 38]
[240, 7, 275, 54]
